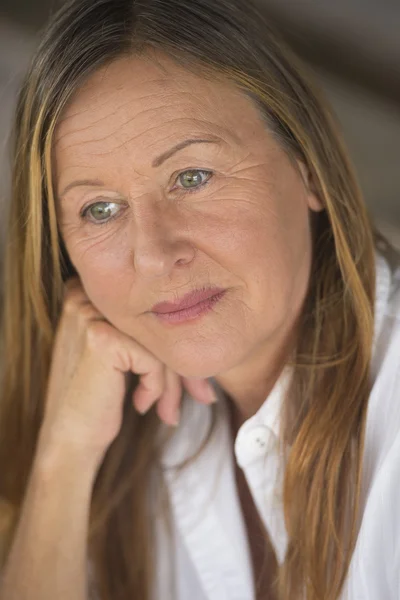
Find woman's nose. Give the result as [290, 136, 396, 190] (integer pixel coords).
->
[131, 202, 195, 279]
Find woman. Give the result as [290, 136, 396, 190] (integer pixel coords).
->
[0, 0, 399, 599]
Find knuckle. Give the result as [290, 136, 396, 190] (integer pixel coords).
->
[85, 320, 110, 349]
[78, 303, 99, 324]
[136, 362, 165, 397]
[153, 376, 165, 399]
[63, 292, 80, 316]
[62, 290, 98, 325]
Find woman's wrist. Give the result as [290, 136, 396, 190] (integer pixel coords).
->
[35, 424, 104, 486]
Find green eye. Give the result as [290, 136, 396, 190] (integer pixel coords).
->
[84, 201, 121, 223]
[177, 169, 212, 189]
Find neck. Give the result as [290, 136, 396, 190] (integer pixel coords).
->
[215, 327, 296, 428]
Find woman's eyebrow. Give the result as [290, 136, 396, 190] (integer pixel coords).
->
[59, 137, 224, 197]
[59, 179, 104, 198]
[151, 137, 222, 167]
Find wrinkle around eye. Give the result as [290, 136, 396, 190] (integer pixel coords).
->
[65, 219, 127, 259]
[61, 204, 129, 246]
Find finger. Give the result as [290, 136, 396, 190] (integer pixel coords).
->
[181, 376, 218, 405]
[63, 286, 91, 311]
[63, 292, 104, 325]
[132, 362, 165, 415]
[156, 367, 183, 426]
[77, 302, 107, 325]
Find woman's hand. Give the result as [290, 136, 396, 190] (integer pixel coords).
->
[38, 278, 217, 464]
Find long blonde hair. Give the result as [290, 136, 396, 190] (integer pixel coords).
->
[0, 0, 387, 598]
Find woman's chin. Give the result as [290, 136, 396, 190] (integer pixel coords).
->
[166, 351, 237, 381]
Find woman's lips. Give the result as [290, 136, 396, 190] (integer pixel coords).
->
[151, 290, 226, 324]
[151, 287, 226, 314]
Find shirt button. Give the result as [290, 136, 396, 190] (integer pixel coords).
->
[235, 425, 275, 464]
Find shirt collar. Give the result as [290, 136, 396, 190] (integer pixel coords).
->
[210, 363, 293, 439]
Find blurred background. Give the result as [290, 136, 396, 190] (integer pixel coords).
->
[0, 0, 399, 247]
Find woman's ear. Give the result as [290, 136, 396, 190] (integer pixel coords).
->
[297, 160, 324, 213]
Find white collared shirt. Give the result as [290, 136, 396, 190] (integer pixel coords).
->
[152, 247, 400, 600]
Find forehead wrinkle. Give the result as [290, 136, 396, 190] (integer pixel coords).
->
[61, 76, 202, 131]
[56, 89, 165, 146]
[58, 87, 125, 126]
[88, 118, 236, 158]
[56, 115, 149, 155]
[56, 88, 135, 140]
[56, 108, 142, 152]
[56, 100, 134, 149]
[56, 62, 242, 150]
[56, 90, 209, 151]
[59, 116, 236, 160]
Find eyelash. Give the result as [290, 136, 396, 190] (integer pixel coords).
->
[81, 169, 213, 226]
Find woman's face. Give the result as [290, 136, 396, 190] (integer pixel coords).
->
[54, 53, 323, 379]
